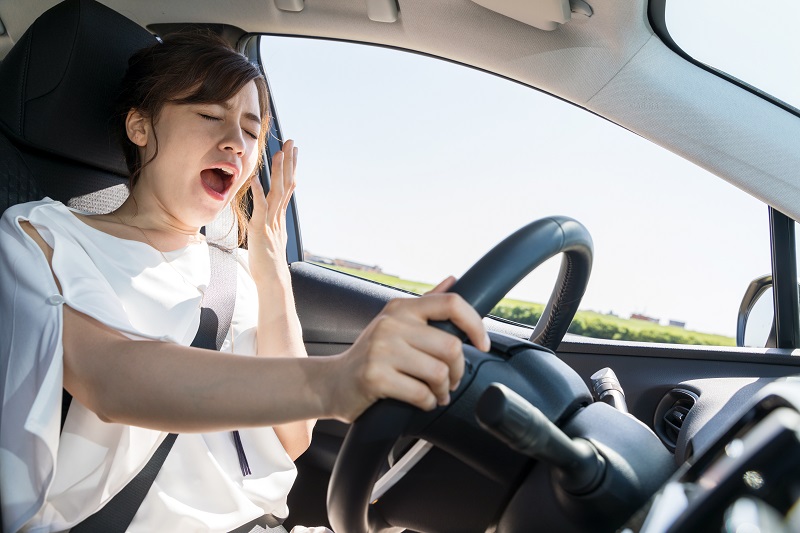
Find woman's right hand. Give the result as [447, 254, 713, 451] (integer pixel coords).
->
[328, 278, 491, 423]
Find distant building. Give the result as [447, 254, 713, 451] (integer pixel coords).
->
[303, 250, 334, 265]
[333, 258, 383, 273]
[668, 320, 686, 329]
[303, 250, 383, 273]
[630, 313, 659, 324]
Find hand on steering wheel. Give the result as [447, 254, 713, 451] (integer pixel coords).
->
[328, 277, 491, 422]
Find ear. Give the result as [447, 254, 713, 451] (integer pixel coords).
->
[125, 109, 150, 147]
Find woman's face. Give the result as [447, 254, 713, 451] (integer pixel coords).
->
[128, 80, 262, 228]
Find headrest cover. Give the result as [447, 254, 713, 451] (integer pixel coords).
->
[0, 0, 157, 175]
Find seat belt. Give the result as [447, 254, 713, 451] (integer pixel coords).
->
[70, 206, 245, 532]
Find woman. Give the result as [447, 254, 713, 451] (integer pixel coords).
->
[0, 32, 489, 532]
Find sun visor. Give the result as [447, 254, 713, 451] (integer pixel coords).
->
[470, 0, 592, 31]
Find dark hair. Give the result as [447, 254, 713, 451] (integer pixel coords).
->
[115, 31, 270, 245]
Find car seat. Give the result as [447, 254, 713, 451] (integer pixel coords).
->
[0, 0, 157, 216]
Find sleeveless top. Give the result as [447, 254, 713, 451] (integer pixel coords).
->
[0, 199, 297, 533]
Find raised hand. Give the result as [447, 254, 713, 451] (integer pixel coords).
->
[247, 139, 297, 286]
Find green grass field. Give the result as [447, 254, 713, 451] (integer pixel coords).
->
[313, 263, 736, 346]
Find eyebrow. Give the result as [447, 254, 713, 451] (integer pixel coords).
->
[243, 112, 262, 125]
[217, 102, 263, 126]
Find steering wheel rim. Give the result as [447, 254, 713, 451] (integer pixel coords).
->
[327, 216, 593, 533]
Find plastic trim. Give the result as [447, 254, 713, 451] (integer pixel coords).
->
[768, 207, 799, 349]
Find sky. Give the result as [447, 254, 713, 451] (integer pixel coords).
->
[259, 2, 798, 338]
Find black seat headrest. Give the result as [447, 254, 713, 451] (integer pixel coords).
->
[0, 0, 157, 176]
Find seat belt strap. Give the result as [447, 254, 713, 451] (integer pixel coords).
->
[68, 433, 178, 532]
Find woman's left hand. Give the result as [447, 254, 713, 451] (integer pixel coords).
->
[247, 139, 297, 286]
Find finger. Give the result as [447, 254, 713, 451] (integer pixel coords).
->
[425, 275, 456, 295]
[427, 293, 490, 352]
[281, 140, 294, 185]
[391, 294, 491, 352]
[266, 151, 285, 221]
[371, 368, 439, 411]
[390, 343, 457, 405]
[249, 176, 267, 223]
[403, 323, 465, 391]
[279, 141, 297, 212]
[279, 146, 297, 214]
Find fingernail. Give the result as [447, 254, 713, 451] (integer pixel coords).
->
[440, 394, 451, 406]
[484, 333, 491, 351]
[451, 379, 461, 391]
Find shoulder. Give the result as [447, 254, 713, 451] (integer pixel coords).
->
[2, 199, 67, 258]
[2, 198, 66, 223]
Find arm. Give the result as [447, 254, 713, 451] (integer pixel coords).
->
[58, 286, 487, 434]
[247, 140, 314, 459]
[21, 219, 327, 432]
[55, 283, 488, 433]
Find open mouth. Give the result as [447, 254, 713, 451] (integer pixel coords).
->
[200, 166, 236, 196]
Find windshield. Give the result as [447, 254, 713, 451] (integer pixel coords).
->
[665, 0, 800, 110]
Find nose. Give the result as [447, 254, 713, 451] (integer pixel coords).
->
[219, 124, 245, 157]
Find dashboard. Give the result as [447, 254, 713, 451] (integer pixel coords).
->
[628, 377, 800, 532]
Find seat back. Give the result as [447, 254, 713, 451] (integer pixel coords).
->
[0, 0, 158, 215]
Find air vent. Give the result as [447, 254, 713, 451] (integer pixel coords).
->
[653, 388, 698, 453]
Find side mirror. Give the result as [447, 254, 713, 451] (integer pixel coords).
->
[736, 275, 776, 348]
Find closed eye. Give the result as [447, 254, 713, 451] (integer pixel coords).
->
[200, 113, 258, 140]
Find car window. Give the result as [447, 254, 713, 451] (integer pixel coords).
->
[260, 35, 771, 347]
[665, 0, 800, 111]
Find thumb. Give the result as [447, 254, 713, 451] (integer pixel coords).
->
[425, 275, 457, 295]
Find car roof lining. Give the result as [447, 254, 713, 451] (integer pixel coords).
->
[2, 0, 798, 221]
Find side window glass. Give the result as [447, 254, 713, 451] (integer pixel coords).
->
[260, 36, 771, 347]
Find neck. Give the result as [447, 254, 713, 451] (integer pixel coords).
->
[113, 193, 203, 249]
[117, 193, 199, 231]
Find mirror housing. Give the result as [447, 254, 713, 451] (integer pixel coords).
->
[737, 275, 776, 348]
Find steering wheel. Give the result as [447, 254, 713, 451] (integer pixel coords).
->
[327, 216, 594, 533]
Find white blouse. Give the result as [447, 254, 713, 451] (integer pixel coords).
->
[0, 199, 299, 532]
